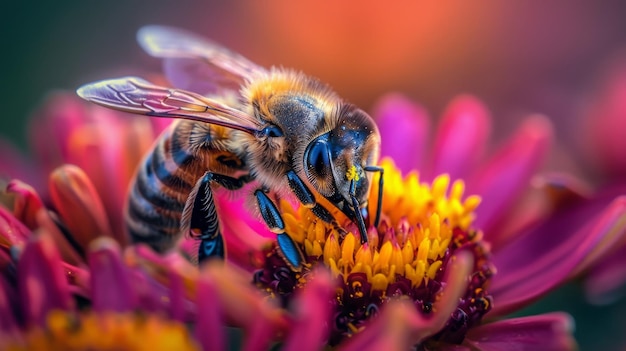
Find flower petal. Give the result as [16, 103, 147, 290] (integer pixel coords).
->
[283, 269, 335, 351]
[464, 312, 576, 351]
[0, 206, 29, 249]
[583, 247, 626, 305]
[17, 229, 73, 327]
[6, 180, 45, 230]
[195, 277, 225, 351]
[431, 94, 491, 182]
[201, 262, 289, 334]
[470, 115, 552, 240]
[48, 165, 119, 246]
[0, 276, 19, 336]
[88, 237, 137, 312]
[339, 250, 473, 351]
[489, 196, 626, 316]
[372, 93, 431, 174]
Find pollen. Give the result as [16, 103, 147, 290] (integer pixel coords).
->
[254, 157, 495, 345]
[346, 165, 360, 181]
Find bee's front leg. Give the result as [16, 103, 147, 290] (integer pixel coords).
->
[254, 188, 305, 272]
[181, 172, 247, 263]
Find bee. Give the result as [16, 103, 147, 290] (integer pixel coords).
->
[77, 25, 383, 270]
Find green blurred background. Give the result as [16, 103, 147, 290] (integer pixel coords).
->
[2, 1, 626, 349]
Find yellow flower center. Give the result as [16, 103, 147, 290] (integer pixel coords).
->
[254, 158, 493, 345]
[4, 311, 199, 351]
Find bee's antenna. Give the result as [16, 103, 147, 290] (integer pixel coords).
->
[365, 166, 384, 228]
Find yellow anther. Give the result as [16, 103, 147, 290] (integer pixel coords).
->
[429, 213, 441, 239]
[371, 273, 389, 291]
[341, 233, 357, 267]
[355, 244, 373, 266]
[284, 213, 305, 242]
[417, 238, 430, 263]
[432, 174, 450, 199]
[315, 221, 326, 243]
[401, 240, 414, 264]
[426, 260, 443, 280]
[323, 234, 341, 266]
[311, 240, 323, 257]
[346, 165, 360, 181]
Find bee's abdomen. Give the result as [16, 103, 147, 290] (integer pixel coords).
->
[125, 131, 199, 253]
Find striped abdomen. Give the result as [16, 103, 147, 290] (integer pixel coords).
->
[124, 120, 247, 253]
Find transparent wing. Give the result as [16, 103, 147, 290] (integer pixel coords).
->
[137, 25, 266, 95]
[77, 76, 262, 134]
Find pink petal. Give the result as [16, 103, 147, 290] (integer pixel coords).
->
[372, 93, 431, 174]
[6, 180, 45, 230]
[28, 92, 90, 174]
[464, 313, 576, 351]
[470, 115, 553, 241]
[431, 94, 491, 182]
[36, 209, 84, 266]
[283, 269, 335, 351]
[489, 196, 626, 317]
[0, 206, 30, 249]
[168, 268, 188, 322]
[17, 229, 74, 327]
[48, 165, 119, 247]
[488, 173, 593, 250]
[88, 237, 137, 312]
[200, 262, 289, 333]
[217, 194, 274, 270]
[583, 245, 626, 305]
[339, 250, 474, 351]
[195, 277, 225, 351]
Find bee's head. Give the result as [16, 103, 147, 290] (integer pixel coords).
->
[303, 104, 380, 220]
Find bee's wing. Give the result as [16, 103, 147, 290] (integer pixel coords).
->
[137, 25, 265, 95]
[77, 76, 262, 134]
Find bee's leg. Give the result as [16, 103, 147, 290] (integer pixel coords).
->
[182, 172, 248, 263]
[364, 166, 384, 228]
[286, 170, 334, 223]
[254, 188, 304, 272]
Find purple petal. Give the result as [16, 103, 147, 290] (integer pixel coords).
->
[464, 313, 576, 351]
[470, 116, 553, 241]
[372, 93, 431, 174]
[431, 95, 491, 182]
[489, 196, 626, 317]
[88, 237, 137, 312]
[283, 269, 335, 351]
[583, 247, 626, 305]
[195, 277, 225, 351]
[17, 229, 73, 327]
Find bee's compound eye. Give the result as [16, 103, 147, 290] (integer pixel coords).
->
[306, 139, 331, 178]
[262, 125, 284, 138]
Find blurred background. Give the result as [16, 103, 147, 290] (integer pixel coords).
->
[2, 1, 626, 349]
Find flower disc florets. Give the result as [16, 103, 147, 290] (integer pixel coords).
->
[254, 159, 495, 345]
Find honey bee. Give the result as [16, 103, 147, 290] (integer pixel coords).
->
[77, 25, 383, 270]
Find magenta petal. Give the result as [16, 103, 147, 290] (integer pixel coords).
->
[489, 196, 626, 317]
[431, 95, 491, 182]
[584, 248, 626, 305]
[464, 313, 576, 351]
[88, 237, 137, 312]
[195, 277, 225, 351]
[0, 206, 30, 248]
[283, 269, 335, 351]
[373, 93, 431, 174]
[6, 179, 45, 231]
[470, 116, 552, 240]
[0, 276, 19, 335]
[17, 230, 73, 327]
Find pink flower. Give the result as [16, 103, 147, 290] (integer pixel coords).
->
[576, 53, 626, 304]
